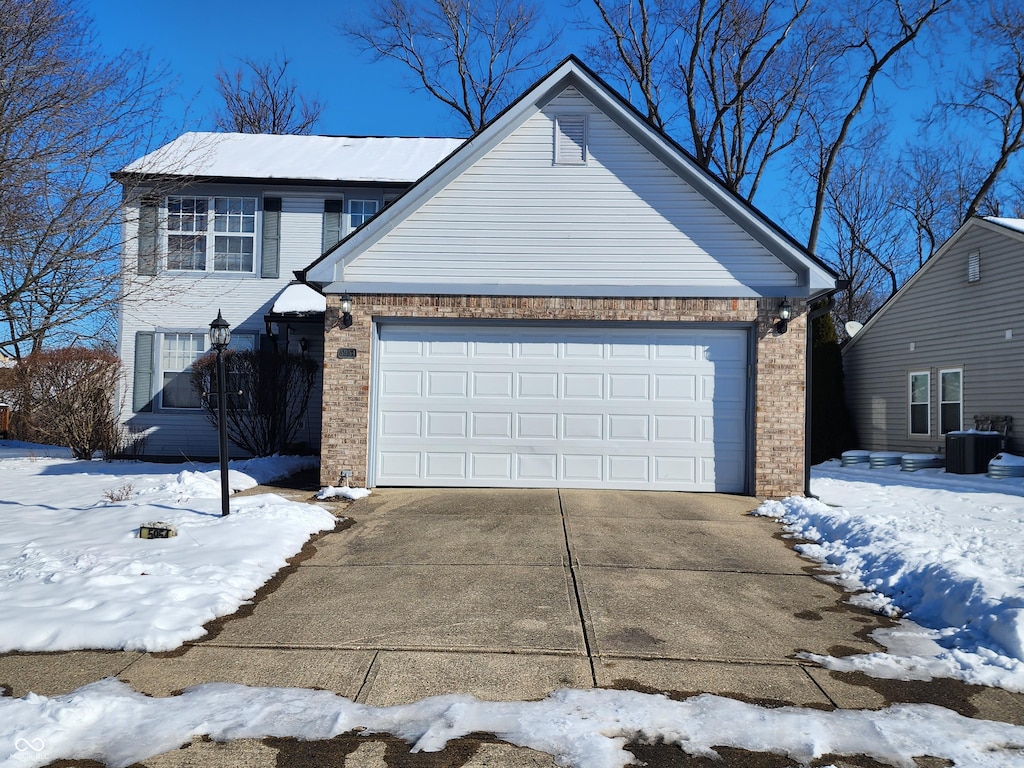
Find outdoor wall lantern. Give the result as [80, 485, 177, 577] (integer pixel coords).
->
[209, 310, 231, 518]
[340, 293, 353, 328]
[776, 297, 792, 334]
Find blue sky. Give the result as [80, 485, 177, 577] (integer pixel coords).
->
[87, 0, 583, 140]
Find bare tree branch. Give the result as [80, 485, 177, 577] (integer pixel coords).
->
[343, 0, 559, 133]
[213, 53, 324, 135]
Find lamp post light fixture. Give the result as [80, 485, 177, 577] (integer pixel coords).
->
[340, 293, 353, 328]
[209, 310, 232, 517]
[776, 297, 793, 334]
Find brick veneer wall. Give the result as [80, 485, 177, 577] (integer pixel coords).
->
[320, 295, 806, 499]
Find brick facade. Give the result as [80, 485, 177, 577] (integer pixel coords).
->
[320, 294, 806, 499]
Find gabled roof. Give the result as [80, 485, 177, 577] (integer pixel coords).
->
[113, 133, 464, 185]
[300, 56, 836, 298]
[843, 216, 1024, 353]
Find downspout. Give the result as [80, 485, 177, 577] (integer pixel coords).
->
[804, 280, 850, 498]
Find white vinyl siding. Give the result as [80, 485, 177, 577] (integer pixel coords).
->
[372, 323, 748, 492]
[940, 369, 962, 434]
[909, 371, 930, 436]
[340, 87, 798, 292]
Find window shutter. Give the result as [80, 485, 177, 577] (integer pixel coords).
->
[133, 331, 155, 412]
[322, 199, 344, 252]
[261, 197, 282, 279]
[554, 116, 587, 165]
[137, 196, 159, 276]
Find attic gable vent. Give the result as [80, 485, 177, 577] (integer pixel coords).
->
[554, 115, 587, 165]
[968, 250, 981, 283]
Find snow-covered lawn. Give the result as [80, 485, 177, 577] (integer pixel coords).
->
[758, 460, 1024, 693]
[2, 446, 1024, 767]
[0, 443, 335, 652]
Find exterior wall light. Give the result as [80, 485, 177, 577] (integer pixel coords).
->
[209, 310, 231, 517]
[776, 298, 792, 334]
[340, 293, 353, 328]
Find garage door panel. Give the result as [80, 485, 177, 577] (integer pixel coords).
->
[564, 373, 603, 399]
[472, 371, 512, 397]
[608, 374, 649, 400]
[374, 324, 748, 492]
[428, 371, 468, 397]
[517, 413, 558, 439]
[472, 413, 512, 438]
[563, 414, 603, 440]
[426, 412, 467, 438]
[519, 372, 558, 398]
[471, 453, 512, 479]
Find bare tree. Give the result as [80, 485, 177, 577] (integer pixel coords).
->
[583, 0, 834, 198]
[0, 0, 171, 358]
[931, 0, 1024, 220]
[213, 54, 324, 135]
[343, 0, 559, 133]
[802, 0, 956, 254]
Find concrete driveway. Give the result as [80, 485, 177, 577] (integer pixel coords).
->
[4, 487, 1023, 766]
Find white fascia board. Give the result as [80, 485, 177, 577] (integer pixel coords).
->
[321, 281, 807, 299]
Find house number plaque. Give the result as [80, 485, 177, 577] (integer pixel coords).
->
[337, 348, 358, 359]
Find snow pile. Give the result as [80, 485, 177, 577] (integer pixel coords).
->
[756, 462, 1024, 690]
[316, 485, 371, 500]
[0, 452, 334, 652]
[4, 679, 1023, 768]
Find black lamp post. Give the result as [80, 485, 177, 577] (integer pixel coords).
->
[209, 310, 231, 517]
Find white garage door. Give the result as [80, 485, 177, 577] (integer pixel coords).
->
[371, 323, 749, 492]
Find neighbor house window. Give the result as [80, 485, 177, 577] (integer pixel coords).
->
[909, 371, 930, 435]
[939, 369, 963, 434]
[166, 196, 257, 272]
[160, 333, 205, 409]
[348, 199, 379, 230]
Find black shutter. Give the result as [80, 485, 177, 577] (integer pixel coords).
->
[137, 196, 159, 276]
[133, 331, 155, 412]
[322, 199, 344, 252]
[261, 197, 282, 279]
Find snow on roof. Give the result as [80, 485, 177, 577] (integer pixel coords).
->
[271, 283, 326, 315]
[985, 216, 1024, 234]
[119, 132, 465, 183]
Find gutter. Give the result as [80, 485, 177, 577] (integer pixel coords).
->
[804, 280, 850, 498]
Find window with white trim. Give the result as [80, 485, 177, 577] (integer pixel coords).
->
[157, 332, 257, 410]
[939, 368, 963, 434]
[909, 371, 930, 435]
[348, 199, 379, 230]
[160, 333, 205, 409]
[166, 196, 257, 273]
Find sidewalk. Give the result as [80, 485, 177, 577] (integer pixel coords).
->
[3, 485, 1022, 766]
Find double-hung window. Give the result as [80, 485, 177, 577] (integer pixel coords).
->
[909, 371, 930, 435]
[160, 333, 206, 409]
[939, 369, 963, 434]
[166, 196, 257, 273]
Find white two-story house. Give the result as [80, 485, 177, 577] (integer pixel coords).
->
[114, 132, 462, 459]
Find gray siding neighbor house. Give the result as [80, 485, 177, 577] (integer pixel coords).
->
[842, 216, 1024, 456]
